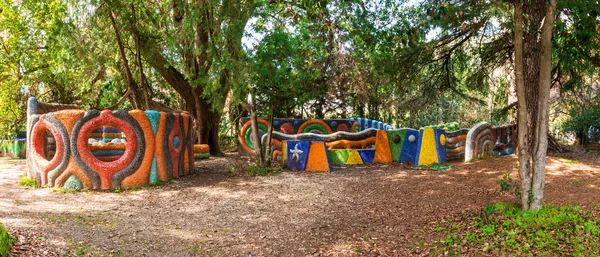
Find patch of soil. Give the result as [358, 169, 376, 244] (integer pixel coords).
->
[0, 152, 599, 256]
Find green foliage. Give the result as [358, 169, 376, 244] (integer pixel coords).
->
[50, 188, 78, 194]
[417, 163, 453, 170]
[431, 203, 600, 256]
[496, 173, 513, 192]
[496, 173, 532, 203]
[0, 222, 15, 257]
[561, 103, 600, 144]
[228, 160, 282, 176]
[18, 177, 36, 187]
[1, 0, 599, 147]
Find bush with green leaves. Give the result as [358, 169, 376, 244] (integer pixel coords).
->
[431, 203, 600, 256]
[0, 222, 14, 257]
[561, 103, 600, 145]
[18, 176, 36, 187]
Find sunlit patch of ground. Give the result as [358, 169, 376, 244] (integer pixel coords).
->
[0, 152, 597, 256]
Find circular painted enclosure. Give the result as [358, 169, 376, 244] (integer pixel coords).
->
[26, 98, 194, 190]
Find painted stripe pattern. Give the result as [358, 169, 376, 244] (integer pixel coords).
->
[26, 98, 193, 190]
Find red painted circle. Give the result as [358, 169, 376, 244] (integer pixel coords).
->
[336, 124, 349, 132]
[31, 115, 64, 174]
[76, 111, 138, 173]
[280, 122, 294, 134]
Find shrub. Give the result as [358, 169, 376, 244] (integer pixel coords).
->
[0, 222, 14, 257]
[430, 203, 600, 256]
[228, 160, 282, 176]
[18, 176, 36, 187]
[561, 103, 600, 145]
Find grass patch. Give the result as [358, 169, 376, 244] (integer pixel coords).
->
[228, 161, 283, 176]
[470, 155, 491, 161]
[51, 188, 79, 194]
[430, 203, 600, 256]
[416, 164, 453, 170]
[65, 240, 125, 257]
[18, 176, 36, 187]
[558, 157, 583, 165]
[0, 222, 15, 257]
[185, 241, 224, 256]
[149, 179, 173, 187]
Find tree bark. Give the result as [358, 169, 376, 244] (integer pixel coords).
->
[132, 4, 151, 110]
[264, 108, 274, 167]
[109, 9, 142, 109]
[522, 0, 547, 152]
[530, 0, 556, 211]
[247, 90, 264, 166]
[513, 0, 531, 210]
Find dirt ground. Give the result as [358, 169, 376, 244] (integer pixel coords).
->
[1, 151, 599, 257]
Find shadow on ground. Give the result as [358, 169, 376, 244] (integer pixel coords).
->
[1, 152, 599, 256]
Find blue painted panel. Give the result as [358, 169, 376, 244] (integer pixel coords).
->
[399, 129, 419, 163]
[287, 140, 310, 171]
[358, 149, 375, 164]
[434, 129, 447, 163]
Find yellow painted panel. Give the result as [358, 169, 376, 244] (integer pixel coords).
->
[418, 128, 439, 166]
[346, 150, 364, 165]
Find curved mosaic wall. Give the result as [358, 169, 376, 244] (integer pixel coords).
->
[281, 128, 448, 170]
[444, 129, 470, 160]
[238, 117, 396, 155]
[26, 97, 193, 190]
[422, 122, 460, 131]
[265, 129, 379, 162]
[463, 122, 517, 161]
[238, 116, 516, 170]
[0, 139, 26, 158]
[349, 117, 393, 131]
[238, 118, 361, 155]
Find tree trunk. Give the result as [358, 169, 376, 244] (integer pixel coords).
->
[132, 4, 151, 110]
[514, 0, 556, 211]
[247, 90, 263, 166]
[264, 108, 274, 167]
[513, 0, 531, 210]
[530, 0, 556, 211]
[109, 9, 142, 109]
[522, 0, 547, 151]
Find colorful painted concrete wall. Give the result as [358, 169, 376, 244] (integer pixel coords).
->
[422, 122, 460, 131]
[26, 97, 193, 190]
[239, 117, 396, 155]
[349, 117, 393, 131]
[287, 140, 331, 172]
[282, 128, 447, 171]
[239, 118, 362, 155]
[194, 144, 210, 159]
[444, 129, 470, 160]
[0, 139, 26, 159]
[267, 129, 378, 163]
[239, 116, 515, 171]
[464, 122, 517, 161]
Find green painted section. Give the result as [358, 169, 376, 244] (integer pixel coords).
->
[386, 130, 407, 162]
[245, 123, 269, 149]
[64, 175, 82, 190]
[328, 150, 352, 165]
[194, 153, 210, 159]
[303, 123, 328, 134]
